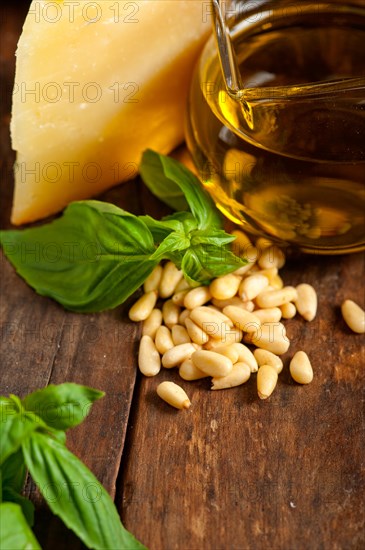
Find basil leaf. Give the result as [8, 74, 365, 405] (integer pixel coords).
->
[0, 503, 41, 550]
[23, 432, 146, 550]
[151, 233, 191, 262]
[140, 150, 189, 211]
[162, 212, 195, 222]
[181, 248, 214, 286]
[139, 215, 179, 243]
[23, 384, 104, 431]
[162, 211, 198, 234]
[38, 424, 67, 445]
[2, 488, 35, 527]
[182, 244, 245, 286]
[0, 201, 158, 312]
[0, 400, 38, 465]
[1, 449, 27, 494]
[141, 150, 222, 230]
[191, 229, 237, 247]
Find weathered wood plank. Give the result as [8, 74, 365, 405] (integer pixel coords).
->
[0, 4, 142, 547]
[2, 3, 365, 550]
[118, 245, 364, 549]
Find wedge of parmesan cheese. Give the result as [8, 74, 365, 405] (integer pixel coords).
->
[11, 0, 211, 224]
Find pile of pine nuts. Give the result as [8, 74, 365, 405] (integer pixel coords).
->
[129, 230, 364, 410]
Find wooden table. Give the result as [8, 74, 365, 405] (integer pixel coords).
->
[1, 3, 364, 549]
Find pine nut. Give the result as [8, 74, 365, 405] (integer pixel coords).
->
[190, 306, 233, 326]
[257, 365, 278, 399]
[231, 343, 258, 372]
[258, 245, 286, 269]
[290, 351, 313, 384]
[172, 325, 191, 345]
[242, 245, 259, 264]
[157, 381, 191, 410]
[142, 308, 163, 339]
[172, 290, 189, 307]
[239, 274, 269, 301]
[245, 322, 290, 355]
[162, 300, 180, 329]
[255, 267, 278, 283]
[185, 317, 209, 345]
[223, 306, 261, 333]
[192, 350, 233, 377]
[209, 273, 241, 300]
[207, 305, 222, 313]
[231, 229, 253, 249]
[211, 362, 251, 390]
[174, 278, 192, 293]
[212, 297, 255, 312]
[213, 344, 240, 364]
[294, 284, 317, 322]
[190, 306, 233, 340]
[234, 261, 256, 276]
[254, 349, 283, 374]
[204, 328, 243, 349]
[341, 300, 365, 334]
[254, 308, 282, 323]
[179, 309, 190, 326]
[162, 343, 197, 368]
[256, 287, 298, 309]
[256, 237, 274, 251]
[179, 359, 208, 381]
[143, 265, 163, 293]
[192, 343, 203, 351]
[270, 274, 284, 290]
[138, 335, 161, 377]
[280, 302, 297, 320]
[184, 286, 212, 310]
[129, 291, 158, 322]
[155, 325, 174, 355]
[159, 262, 183, 298]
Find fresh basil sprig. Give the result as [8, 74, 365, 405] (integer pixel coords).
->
[0, 503, 41, 550]
[0, 150, 245, 312]
[140, 149, 222, 230]
[0, 384, 146, 550]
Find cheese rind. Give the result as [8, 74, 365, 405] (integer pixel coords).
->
[11, 0, 210, 224]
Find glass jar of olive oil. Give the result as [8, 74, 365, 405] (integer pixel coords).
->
[186, 0, 365, 253]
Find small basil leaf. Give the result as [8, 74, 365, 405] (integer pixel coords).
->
[0, 201, 158, 312]
[141, 150, 222, 230]
[140, 150, 189, 211]
[0, 401, 38, 465]
[182, 244, 245, 286]
[38, 424, 67, 445]
[0, 503, 41, 550]
[23, 384, 104, 431]
[22, 432, 146, 550]
[181, 248, 213, 286]
[150, 232, 191, 262]
[1, 488, 35, 527]
[162, 212, 198, 235]
[190, 228, 237, 247]
[1, 449, 27, 494]
[139, 215, 180, 243]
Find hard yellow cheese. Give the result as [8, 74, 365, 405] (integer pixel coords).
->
[11, 0, 211, 224]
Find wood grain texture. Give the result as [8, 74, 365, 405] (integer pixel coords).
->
[0, 3, 141, 547]
[1, 3, 365, 550]
[118, 253, 365, 550]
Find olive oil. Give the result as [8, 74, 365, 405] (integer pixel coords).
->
[186, 7, 365, 253]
